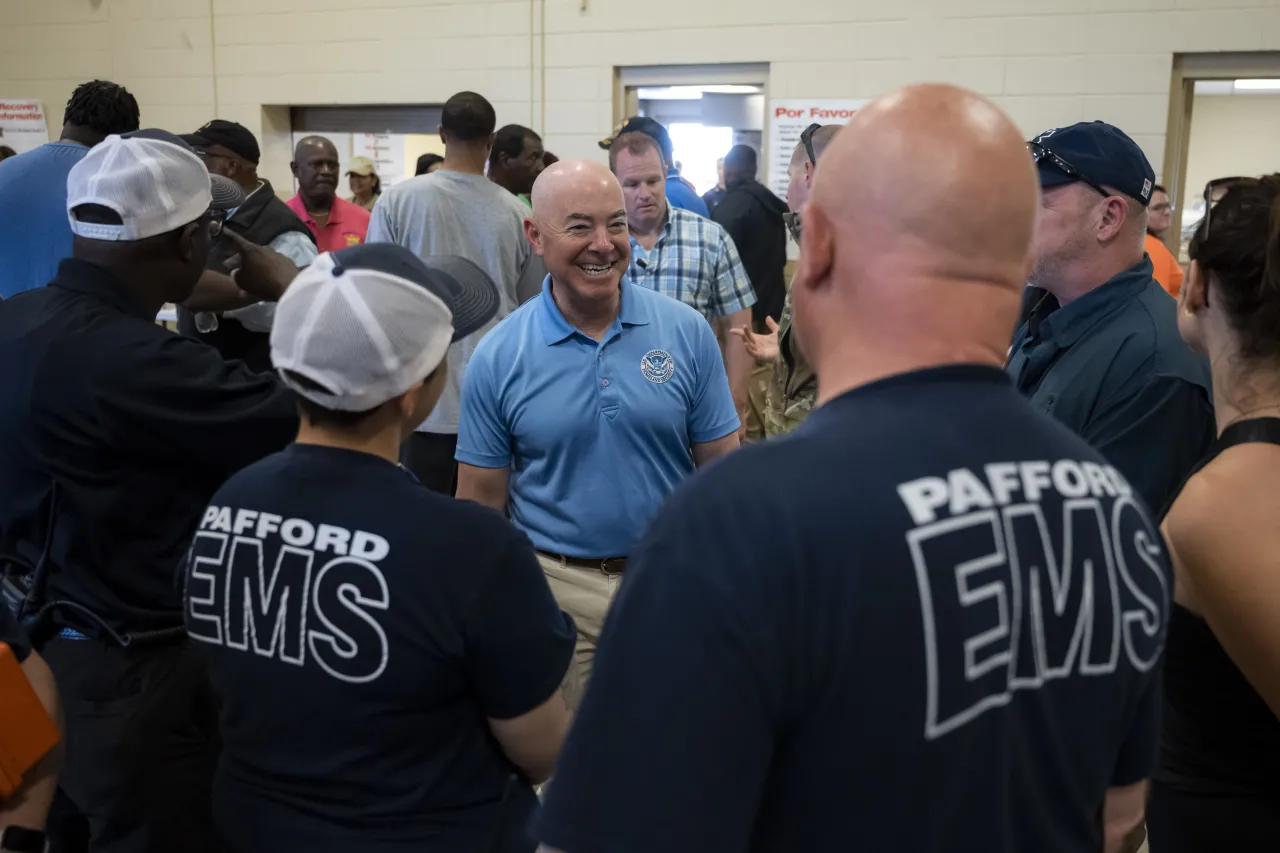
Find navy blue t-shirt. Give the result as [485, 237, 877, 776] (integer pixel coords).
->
[536, 365, 1171, 853]
[184, 444, 576, 853]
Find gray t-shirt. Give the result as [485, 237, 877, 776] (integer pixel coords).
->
[368, 170, 541, 434]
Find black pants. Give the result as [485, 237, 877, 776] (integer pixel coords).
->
[1147, 779, 1280, 851]
[39, 637, 223, 853]
[401, 431, 458, 496]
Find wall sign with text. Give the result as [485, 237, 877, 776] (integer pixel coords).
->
[0, 99, 49, 154]
[767, 99, 867, 199]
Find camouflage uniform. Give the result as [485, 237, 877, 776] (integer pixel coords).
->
[763, 289, 817, 437]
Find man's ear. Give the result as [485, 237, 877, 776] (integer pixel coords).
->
[289, 160, 299, 178]
[177, 221, 200, 262]
[793, 203, 833, 296]
[524, 217, 545, 257]
[1096, 196, 1128, 243]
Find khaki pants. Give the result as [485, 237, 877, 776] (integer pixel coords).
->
[537, 553, 623, 708]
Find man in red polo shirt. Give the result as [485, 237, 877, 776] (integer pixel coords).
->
[286, 135, 370, 251]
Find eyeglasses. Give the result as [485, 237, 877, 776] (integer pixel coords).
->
[194, 148, 234, 164]
[800, 123, 822, 166]
[1028, 141, 1114, 201]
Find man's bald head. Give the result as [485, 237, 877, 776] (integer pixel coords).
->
[531, 159, 623, 223]
[528, 160, 630, 305]
[291, 135, 341, 205]
[787, 124, 842, 215]
[790, 125, 842, 168]
[792, 84, 1039, 400]
[294, 135, 337, 161]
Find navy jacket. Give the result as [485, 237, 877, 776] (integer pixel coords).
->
[1007, 259, 1214, 515]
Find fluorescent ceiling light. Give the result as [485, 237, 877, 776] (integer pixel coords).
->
[1233, 78, 1280, 91]
[637, 84, 763, 100]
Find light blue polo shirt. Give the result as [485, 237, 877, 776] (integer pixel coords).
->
[456, 276, 740, 558]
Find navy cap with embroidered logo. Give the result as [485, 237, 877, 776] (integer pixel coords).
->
[1030, 121, 1156, 206]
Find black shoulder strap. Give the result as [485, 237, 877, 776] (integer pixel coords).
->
[1159, 417, 1280, 520]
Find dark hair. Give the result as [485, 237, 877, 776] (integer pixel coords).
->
[415, 153, 444, 176]
[0, 145, 16, 161]
[489, 124, 539, 169]
[609, 132, 664, 172]
[63, 80, 140, 137]
[70, 203, 124, 225]
[1152, 184, 1167, 195]
[723, 144, 758, 180]
[1189, 174, 1280, 361]
[441, 92, 496, 142]
[283, 370, 386, 428]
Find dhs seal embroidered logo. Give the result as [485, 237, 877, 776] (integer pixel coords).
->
[640, 349, 675, 384]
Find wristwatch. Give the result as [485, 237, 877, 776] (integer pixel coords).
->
[0, 827, 48, 853]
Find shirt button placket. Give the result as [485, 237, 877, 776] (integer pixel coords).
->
[597, 342, 618, 411]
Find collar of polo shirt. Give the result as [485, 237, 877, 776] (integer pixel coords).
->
[538, 276, 651, 346]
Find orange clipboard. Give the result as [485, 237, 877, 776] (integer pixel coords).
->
[0, 641, 61, 799]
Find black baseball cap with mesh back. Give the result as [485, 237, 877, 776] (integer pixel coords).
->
[270, 243, 500, 412]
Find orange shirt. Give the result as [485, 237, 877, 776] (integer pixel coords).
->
[1146, 233, 1184, 299]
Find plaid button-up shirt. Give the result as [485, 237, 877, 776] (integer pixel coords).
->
[624, 205, 756, 323]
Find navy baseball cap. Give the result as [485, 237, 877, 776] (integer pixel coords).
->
[599, 116, 674, 165]
[1030, 121, 1156, 206]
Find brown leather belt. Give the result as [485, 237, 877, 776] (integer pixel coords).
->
[538, 551, 628, 576]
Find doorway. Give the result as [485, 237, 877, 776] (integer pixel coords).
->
[1162, 52, 1280, 260]
[614, 64, 770, 198]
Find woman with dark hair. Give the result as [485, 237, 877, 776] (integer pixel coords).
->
[346, 155, 381, 212]
[1147, 174, 1280, 850]
[414, 152, 444, 176]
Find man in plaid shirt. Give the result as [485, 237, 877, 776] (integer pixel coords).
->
[610, 133, 756, 432]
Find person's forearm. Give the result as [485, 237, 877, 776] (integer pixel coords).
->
[724, 332, 752, 413]
[182, 270, 260, 312]
[455, 478, 509, 516]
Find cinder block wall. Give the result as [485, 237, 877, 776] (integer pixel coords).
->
[3, 0, 1279, 190]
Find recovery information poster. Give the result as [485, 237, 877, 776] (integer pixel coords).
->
[767, 99, 867, 199]
[0, 99, 49, 154]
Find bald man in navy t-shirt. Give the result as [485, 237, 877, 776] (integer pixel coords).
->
[535, 85, 1169, 853]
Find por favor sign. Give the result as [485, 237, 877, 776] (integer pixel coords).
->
[767, 99, 867, 200]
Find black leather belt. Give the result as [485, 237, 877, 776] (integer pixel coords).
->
[538, 551, 628, 576]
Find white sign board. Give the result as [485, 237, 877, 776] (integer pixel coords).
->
[0, 99, 49, 154]
[353, 133, 407, 189]
[767, 99, 867, 199]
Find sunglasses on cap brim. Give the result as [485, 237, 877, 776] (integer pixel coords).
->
[1028, 141, 1114, 201]
[800, 123, 821, 166]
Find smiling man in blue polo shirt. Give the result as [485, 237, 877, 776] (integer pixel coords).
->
[1010, 121, 1213, 515]
[456, 160, 741, 696]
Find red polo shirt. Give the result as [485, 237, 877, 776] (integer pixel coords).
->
[285, 195, 370, 252]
